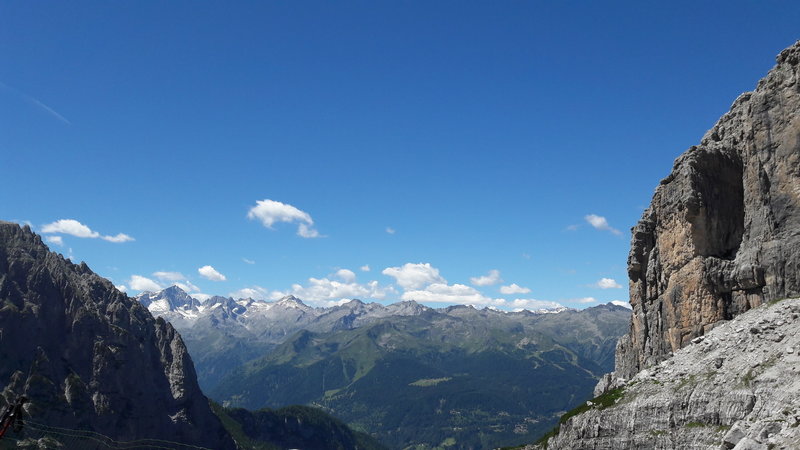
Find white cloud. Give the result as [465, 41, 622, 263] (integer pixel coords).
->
[45, 235, 64, 246]
[402, 283, 505, 307]
[594, 277, 623, 289]
[360, 265, 370, 272]
[198, 265, 227, 282]
[175, 281, 201, 293]
[242, 258, 256, 265]
[510, 298, 565, 311]
[335, 269, 357, 283]
[116, 284, 127, 293]
[470, 269, 502, 287]
[386, 227, 396, 234]
[191, 293, 212, 302]
[611, 300, 632, 309]
[272, 278, 395, 304]
[153, 271, 186, 282]
[129, 275, 163, 292]
[500, 283, 531, 295]
[382, 262, 446, 290]
[102, 233, 135, 243]
[572, 297, 598, 304]
[297, 223, 321, 238]
[41, 219, 134, 243]
[230, 286, 270, 300]
[584, 214, 622, 236]
[42, 219, 99, 238]
[247, 199, 321, 238]
[565, 224, 580, 231]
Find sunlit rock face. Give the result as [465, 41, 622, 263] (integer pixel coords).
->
[526, 41, 800, 450]
[0, 222, 236, 449]
[618, 40, 800, 380]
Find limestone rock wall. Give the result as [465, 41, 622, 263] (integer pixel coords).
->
[618, 41, 800, 380]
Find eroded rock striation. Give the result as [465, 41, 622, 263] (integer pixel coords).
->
[0, 222, 235, 448]
[618, 40, 800, 380]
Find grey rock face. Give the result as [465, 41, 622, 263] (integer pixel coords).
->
[529, 298, 800, 450]
[619, 40, 800, 379]
[0, 222, 235, 449]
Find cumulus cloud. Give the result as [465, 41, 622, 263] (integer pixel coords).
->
[360, 265, 370, 272]
[198, 265, 227, 281]
[129, 275, 163, 292]
[42, 219, 99, 238]
[247, 199, 321, 238]
[382, 263, 446, 290]
[45, 235, 64, 247]
[594, 277, 623, 289]
[335, 269, 357, 283]
[470, 269, 502, 286]
[229, 286, 270, 300]
[500, 283, 531, 295]
[41, 219, 135, 243]
[510, 298, 565, 311]
[574, 297, 598, 304]
[584, 214, 622, 235]
[402, 283, 505, 307]
[271, 277, 395, 304]
[611, 300, 632, 309]
[115, 285, 127, 293]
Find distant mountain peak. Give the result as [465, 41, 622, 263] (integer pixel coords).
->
[276, 295, 309, 309]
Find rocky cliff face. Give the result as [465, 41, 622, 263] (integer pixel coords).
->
[525, 41, 800, 450]
[618, 40, 800, 380]
[0, 222, 235, 448]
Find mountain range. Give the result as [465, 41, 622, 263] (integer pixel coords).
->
[136, 286, 630, 448]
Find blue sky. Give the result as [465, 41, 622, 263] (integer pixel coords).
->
[2, 2, 799, 310]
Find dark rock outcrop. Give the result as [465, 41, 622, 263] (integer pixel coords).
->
[0, 222, 235, 448]
[618, 40, 800, 380]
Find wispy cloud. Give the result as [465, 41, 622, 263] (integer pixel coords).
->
[0, 80, 71, 125]
[45, 235, 64, 247]
[470, 269, 502, 287]
[242, 258, 256, 265]
[385, 227, 396, 235]
[584, 214, 621, 235]
[41, 219, 134, 243]
[499, 283, 531, 295]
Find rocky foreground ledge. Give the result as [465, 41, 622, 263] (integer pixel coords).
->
[527, 298, 800, 450]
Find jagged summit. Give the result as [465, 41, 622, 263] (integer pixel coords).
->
[0, 222, 235, 448]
